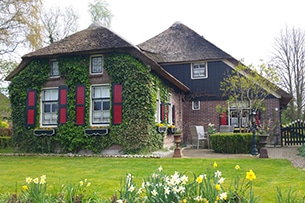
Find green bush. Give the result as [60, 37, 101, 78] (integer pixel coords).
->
[0, 136, 11, 149]
[210, 133, 258, 154]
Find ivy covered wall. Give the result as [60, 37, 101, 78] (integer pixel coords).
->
[9, 53, 169, 154]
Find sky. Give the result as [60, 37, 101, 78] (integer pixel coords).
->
[43, 0, 305, 66]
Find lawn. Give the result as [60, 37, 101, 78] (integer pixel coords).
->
[0, 155, 305, 202]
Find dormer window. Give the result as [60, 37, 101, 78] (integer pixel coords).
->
[90, 56, 103, 74]
[191, 62, 207, 79]
[50, 60, 59, 77]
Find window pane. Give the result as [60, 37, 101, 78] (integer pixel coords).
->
[103, 100, 110, 110]
[52, 103, 58, 112]
[94, 101, 102, 110]
[91, 57, 103, 73]
[101, 86, 110, 97]
[44, 104, 51, 113]
[50, 61, 59, 76]
[101, 111, 110, 122]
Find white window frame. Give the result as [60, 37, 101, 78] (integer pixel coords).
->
[192, 101, 200, 110]
[40, 88, 58, 127]
[90, 84, 110, 126]
[50, 60, 59, 77]
[90, 55, 103, 74]
[191, 62, 208, 79]
[228, 101, 250, 128]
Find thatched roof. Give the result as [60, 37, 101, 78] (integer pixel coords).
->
[5, 23, 189, 92]
[138, 22, 292, 106]
[138, 22, 237, 64]
[23, 23, 133, 58]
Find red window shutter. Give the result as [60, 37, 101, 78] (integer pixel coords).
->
[112, 84, 122, 125]
[160, 103, 165, 122]
[75, 85, 86, 125]
[220, 112, 228, 125]
[26, 89, 37, 127]
[58, 86, 68, 124]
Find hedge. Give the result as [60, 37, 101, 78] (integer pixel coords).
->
[210, 133, 259, 154]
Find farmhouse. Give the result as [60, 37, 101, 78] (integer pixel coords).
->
[6, 22, 291, 153]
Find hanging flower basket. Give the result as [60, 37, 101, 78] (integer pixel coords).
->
[157, 126, 167, 133]
[85, 128, 109, 136]
[167, 127, 177, 134]
[34, 129, 55, 137]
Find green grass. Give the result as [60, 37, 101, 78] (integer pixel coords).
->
[0, 156, 305, 202]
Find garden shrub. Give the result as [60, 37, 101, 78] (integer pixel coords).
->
[210, 133, 258, 154]
[0, 136, 11, 148]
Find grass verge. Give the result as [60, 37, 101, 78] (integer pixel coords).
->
[0, 156, 304, 202]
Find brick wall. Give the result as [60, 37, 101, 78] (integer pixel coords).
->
[182, 98, 281, 144]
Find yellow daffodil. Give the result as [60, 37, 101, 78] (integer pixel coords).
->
[22, 185, 28, 190]
[26, 177, 32, 184]
[182, 199, 187, 203]
[79, 180, 84, 186]
[87, 182, 91, 187]
[40, 178, 46, 185]
[40, 175, 46, 180]
[33, 178, 39, 184]
[213, 161, 218, 168]
[196, 175, 204, 183]
[215, 184, 221, 191]
[235, 165, 240, 170]
[219, 192, 227, 200]
[246, 169, 256, 181]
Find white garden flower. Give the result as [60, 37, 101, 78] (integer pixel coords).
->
[215, 170, 222, 178]
[151, 189, 158, 196]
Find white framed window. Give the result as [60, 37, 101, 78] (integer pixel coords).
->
[90, 55, 103, 74]
[91, 85, 110, 125]
[50, 60, 59, 77]
[191, 62, 207, 79]
[228, 101, 250, 128]
[41, 88, 58, 126]
[192, 101, 200, 110]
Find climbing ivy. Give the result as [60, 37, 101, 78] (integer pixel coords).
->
[9, 59, 53, 152]
[9, 53, 168, 153]
[105, 53, 168, 153]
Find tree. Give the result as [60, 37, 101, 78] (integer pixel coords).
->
[271, 26, 305, 121]
[41, 6, 80, 44]
[220, 62, 279, 129]
[0, 0, 43, 54]
[88, 0, 113, 27]
[0, 58, 16, 95]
